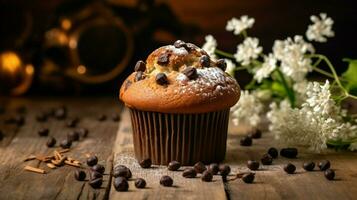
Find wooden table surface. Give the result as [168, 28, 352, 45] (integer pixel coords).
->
[0, 97, 356, 200]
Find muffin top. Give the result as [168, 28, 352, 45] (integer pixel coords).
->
[119, 40, 240, 113]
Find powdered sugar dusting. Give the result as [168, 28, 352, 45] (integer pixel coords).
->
[165, 45, 188, 55]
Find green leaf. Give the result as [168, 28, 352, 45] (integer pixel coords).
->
[342, 58, 357, 95]
[271, 81, 287, 97]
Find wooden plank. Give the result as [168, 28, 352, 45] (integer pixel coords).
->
[110, 108, 227, 200]
[0, 97, 121, 200]
[225, 123, 357, 200]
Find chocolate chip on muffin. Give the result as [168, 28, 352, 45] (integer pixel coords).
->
[156, 73, 168, 85]
[216, 59, 227, 71]
[174, 40, 186, 48]
[135, 71, 145, 82]
[124, 80, 132, 91]
[157, 53, 170, 65]
[199, 55, 210, 68]
[135, 60, 146, 72]
[182, 67, 198, 80]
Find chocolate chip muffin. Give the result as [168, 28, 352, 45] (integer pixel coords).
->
[120, 40, 240, 165]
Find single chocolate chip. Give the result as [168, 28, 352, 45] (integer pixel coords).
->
[185, 43, 197, 51]
[216, 59, 227, 71]
[92, 164, 105, 174]
[201, 170, 213, 182]
[89, 170, 103, 180]
[324, 169, 335, 180]
[157, 53, 170, 65]
[156, 73, 168, 85]
[284, 163, 296, 174]
[124, 80, 132, 91]
[261, 153, 273, 165]
[182, 67, 198, 80]
[114, 177, 129, 191]
[182, 168, 197, 178]
[134, 60, 146, 72]
[111, 113, 120, 122]
[240, 136, 252, 146]
[67, 131, 79, 141]
[54, 106, 67, 120]
[139, 158, 152, 168]
[242, 172, 255, 184]
[168, 161, 181, 171]
[98, 114, 107, 121]
[268, 147, 279, 159]
[36, 113, 48, 122]
[87, 156, 98, 166]
[199, 55, 210, 67]
[280, 148, 298, 158]
[135, 71, 145, 82]
[219, 165, 231, 176]
[74, 170, 86, 181]
[89, 177, 103, 188]
[318, 160, 331, 171]
[250, 129, 262, 139]
[160, 175, 173, 187]
[60, 139, 72, 149]
[303, 161, 315, 171]
[247, 160, 260, 170]
[77, 128, 89, 138]
[135, 178, 147, 188]
[113, 165, 132, 179]
[173, 40, 186, 48]
[208, 163, 219, 175]
[38, 128, 49, 137]
[46, 137, 56, 147]
[194, 162, 207, 173]
[66, 118, 79, 128]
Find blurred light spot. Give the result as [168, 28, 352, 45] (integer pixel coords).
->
[0, 51, 22, 73]
[61, 19, 72, 30]
[69, 39, 77, 49]
[25, 64, 34, 75]
[77, 65, 87, 74]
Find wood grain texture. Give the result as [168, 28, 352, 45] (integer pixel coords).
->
[0, 97, 121, 200]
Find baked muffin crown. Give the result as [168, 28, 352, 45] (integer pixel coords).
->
[120, 40, 241, 113]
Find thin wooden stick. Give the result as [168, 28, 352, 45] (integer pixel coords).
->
[24, 166, 46, 174]
[23, 155, 36, 162]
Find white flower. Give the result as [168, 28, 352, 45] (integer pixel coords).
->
[226, 15, 255, 35]
[231, 90, 263, 127]
[273, 35, 314, 81]
[234, 37, 262, 66]
[293, 79, 309, 104]
[225, 59, 236, 76]
[202, 35, 217, 60]
[254, 53, 277, 83]
[306, 13, 334, 42]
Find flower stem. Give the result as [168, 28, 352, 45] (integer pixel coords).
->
[235, 66, 248, 71]
[242, 30, 248, 38]
[276, 69, 295, 107]
[215, 49, 235, 59]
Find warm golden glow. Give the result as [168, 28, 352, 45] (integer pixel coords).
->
[77, 65, 87, 74]
[25, 64, 34, 75]
[61, 18, 72, 30]
[69, 39, 77, 49]
[0, 51, 22, 73]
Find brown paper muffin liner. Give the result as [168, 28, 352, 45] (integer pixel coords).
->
[129, 109, 230, 165]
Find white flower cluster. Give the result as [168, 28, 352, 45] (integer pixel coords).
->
[202, 35, 217, 60]
[231, 90, 264, 127]
[254, 53, 277, 83]
[234, 37, 262, 66]
[268, 81, 357, 152]
[225, 59, 236, 76]
[273, 35, 315, 82]
[226, 15, 255, 35]
[306, 13, 335, 42]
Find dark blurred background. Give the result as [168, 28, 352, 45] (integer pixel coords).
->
[1, 0, 356, 96]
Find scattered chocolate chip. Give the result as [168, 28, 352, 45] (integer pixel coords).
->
[168, 161, 181, 171]
[182, 67, 198, 80]
[185, 43, 197, 51]
[60, 139, 72, 149]
[124, 80, 132, 91]
[324, 169, 335, 180]
[173, 40, 186, 48]
[267, 147, 279, 159]
[134, 60, 146, 72]
[194, 162, 207, 173]
[113, 165, 132, 179]
[38, 128, 49, 137]
[199, 55, 210, 67]
[92, 164, 105, 174]
[284, 163, 296, 174]
[318, 160, 331, 171]
[98, 114, 107, 121]
[87, 156, 98, 166]
[89, 170, 103, 180]
[160, 175, 173, 187]
[216, 59, 227, 71]
[242, 172, 255, 184]
[157, 53, 170, 65]
[261, 153, 273, 165]
[139, 158, 152, 168]
[135, 178, 147, 188]
[201, 170, 213, 182]
[250, 129, 262, 139]
[280, 148, 298, 158]
[182, 168, 197, 178]
[77, 128, 89, 138]
[46, 137, 56, 147]
[54, 106, 67, 120]
[114, 177, 129, 191]
[240, 136, 252, 146]
[155, 73, 168, 85]
[36, 113, 48, 122]
[135, 71, 145, 82]
[208, 163, 219, 175]
[219, 165, 231, 176]
[247, 160, 260, 170]
[67, 131, 79, 141]
[89, 177, 103, 188]
[74, 170, 86, 181]
[111, 113, 120, 122]
[66, 118, 79, 128]
[303, 161, 315, 171]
